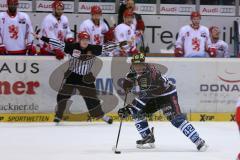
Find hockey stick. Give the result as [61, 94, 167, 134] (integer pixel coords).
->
[27, 26, 41, 55]
[140, 34, 146, 56]
[102, 41, 127, 53]
[113, 93, 128, 154]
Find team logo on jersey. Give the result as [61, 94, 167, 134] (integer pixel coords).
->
[8, 25, 19, 39]
[201, 32, 206, 38]
[19, 18, 26, 24]
[72, 49, 81, 58]
[92, 26, 95, 31]
[63, 23, 68, 29]
[187, 32, 190, 37]
[192, 37, 200, 51]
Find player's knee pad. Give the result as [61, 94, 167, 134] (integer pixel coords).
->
[171, 114, 187, 128]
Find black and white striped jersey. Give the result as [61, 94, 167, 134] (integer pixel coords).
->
[41, 36, 102, 75]
[40, 36, 127, 75]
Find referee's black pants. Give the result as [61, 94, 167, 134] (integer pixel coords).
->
[55, 71, 105, 119]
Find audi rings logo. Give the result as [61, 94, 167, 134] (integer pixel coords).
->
[139, 6, 154, 12]
[18, 3, 31, 9]
[63, 4, 73, 10]
[179, 7, 193, 13]
[100, 5, 114, 11]
[220, 8, 234, 14]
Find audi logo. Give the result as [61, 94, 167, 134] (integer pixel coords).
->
[179, 7, 193, 13]
[18, 3, 31, 9]
[140, 6, 154, 12]
[100, 5, 114, 11]
[220, 8, 234, 13]
[63, 4, 73, 10]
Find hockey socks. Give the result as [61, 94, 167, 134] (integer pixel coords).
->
[135, 118, 151, 138]
[171, 114, 207, 151]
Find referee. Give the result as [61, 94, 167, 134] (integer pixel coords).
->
[34, 31, 113, 124]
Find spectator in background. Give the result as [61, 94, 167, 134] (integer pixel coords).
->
[0, 0, 36, 55]
[208, 26, 229, 58]
[175, 11, 212, 57]
[118, 0, 145, 33]
[40, 0, 73, 59]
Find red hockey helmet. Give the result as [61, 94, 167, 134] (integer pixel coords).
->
[78, 31, 90, 40]
[7, 0, 18, 5]
[190, 11, 201, 19]
[123, 9, 134, 17]
[91, 5, 102, 15]
[52, 0, 64, 10]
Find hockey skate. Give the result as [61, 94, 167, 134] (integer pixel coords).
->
[196, 138, 208, 152]
[136, 127, 155, 149]
[53, 116, 61, 125]
[102, 115, 113, 124]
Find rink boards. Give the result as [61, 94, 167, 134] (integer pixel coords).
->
[0, 56, 239, 122]
[0, 112, 236, 122]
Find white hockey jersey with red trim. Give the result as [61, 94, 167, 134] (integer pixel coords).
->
[79, 19, 109, 45]
[114, 23, 136, 55]
[176, 25, 210, 57]
[41, 13, 72, 50]
[0, 11, 34, 52]
[209, 40, 229, 58]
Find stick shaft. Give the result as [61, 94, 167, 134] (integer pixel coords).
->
[114, 93, 128, 150]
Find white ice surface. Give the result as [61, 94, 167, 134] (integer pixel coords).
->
[0, 122, 239, 160]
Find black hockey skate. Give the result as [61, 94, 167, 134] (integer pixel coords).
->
[53, 117, 61, 125]
[136, 127, 155, 149]
[196, 138, 208, 152]
[102, 115, 113, 124]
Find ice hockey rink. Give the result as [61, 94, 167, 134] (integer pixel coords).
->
[0, 122, 239, 160]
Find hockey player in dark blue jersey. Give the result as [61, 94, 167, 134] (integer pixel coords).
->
[118, 53, 208, 151]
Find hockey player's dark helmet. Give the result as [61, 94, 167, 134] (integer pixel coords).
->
[131, 52, 145, 63]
